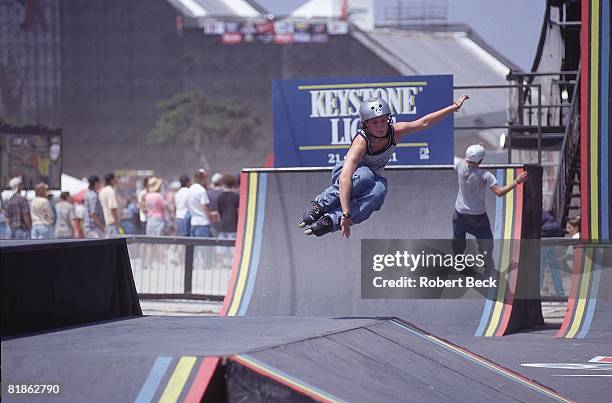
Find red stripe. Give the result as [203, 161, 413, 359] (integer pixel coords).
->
[580, 0, 590, 239]
[495, 169, 523, 336]
[557, 247, 585, 337]
[264, 153, 274, 168]
[220, 172, 250, 316]
[183, 357, 220, 403]
[392, 318, 568, 398]
[229, 356, 333, 403]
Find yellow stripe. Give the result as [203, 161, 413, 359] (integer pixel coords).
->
[158, 356, 197, 403]
[566, 249, 593, 338]
[297, 81, 427, 90]
[298, 142, 428, 151]
[228, 173, 258, 316]
[589, 0, 600, 240]
[235, 356, 339, 403]
[299, 145, 350, 150]
[485, 169, 514, 337]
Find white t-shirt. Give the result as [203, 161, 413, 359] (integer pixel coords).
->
[454, 159, 497, 215]
[174, 187, 190, 219]
[187, 183, 210, 226]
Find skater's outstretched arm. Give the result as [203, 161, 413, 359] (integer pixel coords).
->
[491, 171, 528, 197]
[338, 138, 367, 238]
[394, 95, 469, 139]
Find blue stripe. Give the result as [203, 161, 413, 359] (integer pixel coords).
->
[600, 0, 609, 240]
[238, 173, 267, 316]
[475, 169, 505, 336]
[134, 356, 173, 403]
[577, 249, 603, 338]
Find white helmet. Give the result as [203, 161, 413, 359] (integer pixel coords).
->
[465, 144, 486, 163]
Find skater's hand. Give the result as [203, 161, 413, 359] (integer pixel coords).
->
[341, 217, 352, 239]
[516, 171, 528, 184]
[453, 95, 469, 112]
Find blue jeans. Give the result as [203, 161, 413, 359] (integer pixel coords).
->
[146, 217, 165, 236]
[452, 211, 494, 265]
[10, 228, 30, 239]
[121, 220, 136, 235]
[540, 245, 565, 296]
[175, 216, 191, 237]
[31, 224, 54, 239]
[314, 163, 388, 232]
[191, 225, 212, 237]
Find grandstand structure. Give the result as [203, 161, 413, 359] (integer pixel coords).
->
[1, 0, 523, 178]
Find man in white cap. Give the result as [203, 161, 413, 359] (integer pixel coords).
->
[452, 144, 527, 260]
[5, 176, 31, 239]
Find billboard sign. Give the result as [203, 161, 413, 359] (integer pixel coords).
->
[273, 75, 454, 167]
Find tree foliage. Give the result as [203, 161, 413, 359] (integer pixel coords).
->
[146, 90, 260, 150]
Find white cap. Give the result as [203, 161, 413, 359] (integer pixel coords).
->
[211, 173, 223, 185]
[9, 176, 22, 190]
[465, 144, 486, 163]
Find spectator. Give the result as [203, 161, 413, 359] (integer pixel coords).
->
[137, 177, 149, 234]
[540, 209, 565, 297]
[216, 174, 240, 239]
[72, 198, 86, 239]
[99, 173, 121, 237]
[54, 192, 75, 239]
[47, 192, 57, 226]
[121, 196, 139, 235]
[144, 176, 165, 236]
[84, 175, 105, 238]
[563, 216, 581, 270]
[164, 181, 180, 235]
[5, 176, 31, 239]
[187, 169, 214, 237]
[566, 216, 581, 239]
[0, 198, 8, 238]
[208, 173, 223, 236]
[174, 174, 191, 236]
[31, 182, 54, 239]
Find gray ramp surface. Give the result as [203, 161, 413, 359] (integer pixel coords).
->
[1, 316, 380, 402]
[229, 167, 529, 336]
[3, 316, 592, 402]
[232, 319, 569, 402]
[450, 330, 612, 402]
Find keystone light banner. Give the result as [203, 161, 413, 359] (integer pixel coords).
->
[273, 75, 454, 167]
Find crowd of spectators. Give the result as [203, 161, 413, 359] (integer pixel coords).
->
[0, 169, 240, 240]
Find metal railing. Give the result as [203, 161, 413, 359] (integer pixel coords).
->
[507, 70, 578, 128]
[551, 68, 581, 228]
[125, 235, 235, 301]
[454, 83, 544, 163]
